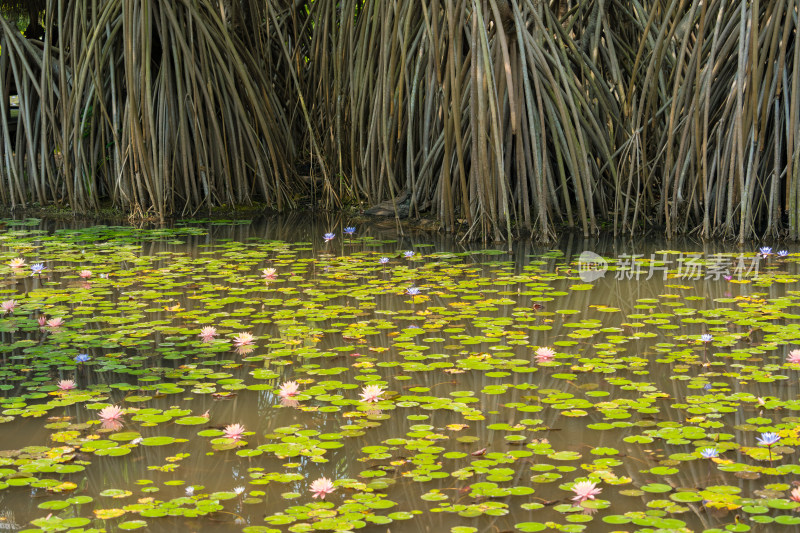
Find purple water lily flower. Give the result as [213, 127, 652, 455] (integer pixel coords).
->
[379, 257, 389, 265]
[700, 448, 718, 459]
[759, 246, 773, 257]
[757, 432, 780, 446]
[31, 263, 45, 275]
[324, 233, 335, 242]
[778, 250, 789, 257]
[74, 353, 90, 363]
[406, 287, 420, 296]
[404, 251, 415, 258]
[700, 333, 713, 343]
[344, 227, 356, 236]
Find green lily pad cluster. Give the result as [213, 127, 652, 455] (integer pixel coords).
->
[1, 220, 800, 532]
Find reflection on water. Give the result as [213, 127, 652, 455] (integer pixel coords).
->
[0, 214, 797, 532]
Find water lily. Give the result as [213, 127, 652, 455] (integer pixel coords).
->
[37, 315, 47, 327]
[759, 246, 773, 257]
[57, 380, 76, 391]
[31, 263, 45, 275]
[234, 486, 245, 495]
[379, 257, 389, 265]
[185, 486, 195, 496]
[9, 258, 25, 269]
[406, 287, 420, 296]
[791, 487, 800, 503]
[788, 349, 800, 364]
[535, 346, 555, 363]
[571, 481, 601, 504]
[278, 381, 300, 398]
[700, 333, 713, 343]
[404, 250, 414, 258]
[199, 326, 218, 342]
[344, 226, 356, 236]
[360, 384, 385, 403]
[74, 353, 90, 363]
[232, 332, 255, 347]
[1, 300, 17, 314]
[224, 423, 246, 440]
[46, 317, 64, 328]
[699, 448, 718, 459]
[79, 270, 91, 279]
[310, 477, 335, 499]
[323, 232, 335, 242]
[99, 405, 124, 421]
[778, 250, 789, 257]
[261, 267, 277, 279]
[757, 432, 780, 446]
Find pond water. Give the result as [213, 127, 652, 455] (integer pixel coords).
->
[0, 215, 799, 533]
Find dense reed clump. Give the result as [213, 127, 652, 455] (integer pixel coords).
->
[0, 0, 798, 242]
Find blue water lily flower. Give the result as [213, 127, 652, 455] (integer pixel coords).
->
[379, 257, 389, 265]
[31, 263, 45, 274]
[757, 432, 780, 446]
[778, 250, 789, 257]
[74, 353, 90, 363]
[323, 233, 335, 242]
[700, 448, 718, 459]
[344, 227, 356, 236]
[404, 251, 415, 258]
[759, 246, 773, 256]
[700, 333, 713, 343]
[406, 287, 420, 296]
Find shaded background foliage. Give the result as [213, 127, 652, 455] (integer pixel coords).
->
[0, 0, 799, 243]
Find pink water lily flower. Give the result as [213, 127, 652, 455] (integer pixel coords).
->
[47, 317, 64, 328]
[535, 346, 555, 363]
[360, 384, 385, 403]
[57, 380, 76, 391]
[199, 326, 218, 342]
[791, 487, 800, 503]
[224, 423, 246, 440]
[571, 481, 602, 504]
[279, 381, 300, 398]
[79, 270, 92, 279]
[1, 300, 17, 314]
[310, 477, 335, 499]
[99, 405, 124, 421]
[788, 349, 800, 364]
[9, 258, 25, 269]
[232, 332, 255, 347]
[37, 315, 47, 327]
[262, 268, 277, 279]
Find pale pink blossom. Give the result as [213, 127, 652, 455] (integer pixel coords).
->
[571, 481, 602, 504]
[359, 384, 384, 403]
[535, 346, 556, 363]
[57, 380, 76, 391]
[791, 487, 800, 503]
[262, 268, 277, 279]
[98, 405, 124, 421]
[79, 270, 92, 279]
[279, 381, 300, 398]
[46, 317, 64, 328]
[199, 326, 218, 342]
[310, 477, 335, 499]
[224, 423, 246, 440]
[788, 349, 800, 364]
[1, 300, 17, 314]
[201, 410, 210, 419]
[232, 332, 255, 347]
[37, 315, 47, 327]
[9, 258, 25, 269]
